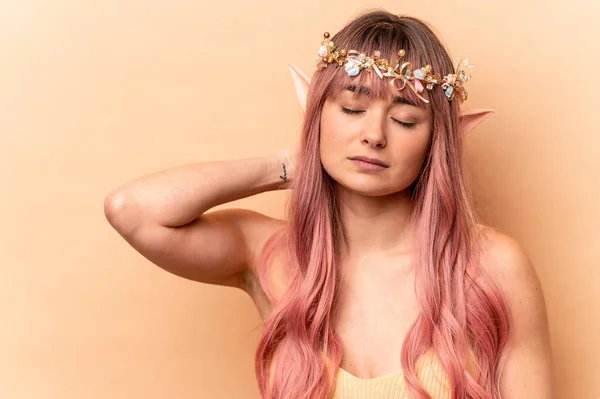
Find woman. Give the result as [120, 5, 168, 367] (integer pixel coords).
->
[104, 10, 553, 399]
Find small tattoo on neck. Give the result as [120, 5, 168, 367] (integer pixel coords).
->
[279, 163, 287, 181]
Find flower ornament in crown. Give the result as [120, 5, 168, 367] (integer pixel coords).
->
[315, 32, 474, 103]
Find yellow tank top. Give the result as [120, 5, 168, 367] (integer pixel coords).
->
[268, 348, 477, 398]
[329, 348, 454, 399]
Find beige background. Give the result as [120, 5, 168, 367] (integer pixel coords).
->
[1, 1, 598, 398]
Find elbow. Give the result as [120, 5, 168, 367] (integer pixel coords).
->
[104, 190, 127, 221]
[104, 190, 141, 235]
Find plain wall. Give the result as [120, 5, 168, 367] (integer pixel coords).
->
[1, 1, 598, 398]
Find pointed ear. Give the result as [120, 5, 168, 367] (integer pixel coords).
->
[459, 108, 495, 136]
[288, 63, 311, 113]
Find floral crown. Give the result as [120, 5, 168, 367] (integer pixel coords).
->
[315, 32, 474, 104]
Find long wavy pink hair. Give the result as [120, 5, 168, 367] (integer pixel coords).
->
[254, 10, 510, 399]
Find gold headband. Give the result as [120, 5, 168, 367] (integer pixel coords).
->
[315, 32, 474, 103]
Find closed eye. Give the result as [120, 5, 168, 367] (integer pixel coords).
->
[340, 106, 416, 128]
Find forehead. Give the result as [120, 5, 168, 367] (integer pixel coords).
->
[328, 68, 428, 110]
[340, 84, 422, 108]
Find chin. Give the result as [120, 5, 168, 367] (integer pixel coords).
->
[333, 175, 406, 197]
[323, 163, 409, 196]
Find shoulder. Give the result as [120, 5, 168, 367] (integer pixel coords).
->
[237, 210, 289, 312]
[476, 225, 546, 323]
[476, 225, 543, 309]
[235, 209, 287, 278]
[476, 224, 554, 396]
[477, 226, 535, 285]
[236, 209, 286, 255]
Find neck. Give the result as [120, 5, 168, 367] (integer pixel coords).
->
[337, 185, 414, 260]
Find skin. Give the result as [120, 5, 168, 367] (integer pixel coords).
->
[319, 83, 431, 255]
[313, 81, 435, 382]
[107, 63, 554, 398]
[272, 65, 555, 396]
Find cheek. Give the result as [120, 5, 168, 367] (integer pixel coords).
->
[389, 132, 431, 175]
[319, 112, 346, 168]
[400, 138, 429, 162]
[319, 127, 338, 175]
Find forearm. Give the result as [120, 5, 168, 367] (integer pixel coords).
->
[105, 155, 289, 228]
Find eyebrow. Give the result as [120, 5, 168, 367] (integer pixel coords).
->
[344, 85, 419, 107]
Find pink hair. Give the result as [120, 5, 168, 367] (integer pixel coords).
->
[254, 10, 511, 399]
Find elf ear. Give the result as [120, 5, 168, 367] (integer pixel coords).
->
[288, 63, 311, 113]
[459, 108, 495, 136]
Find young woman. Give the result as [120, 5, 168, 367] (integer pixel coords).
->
[104, 10, 553, 399]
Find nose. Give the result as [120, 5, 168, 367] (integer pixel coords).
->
[359, 110, 387, 148]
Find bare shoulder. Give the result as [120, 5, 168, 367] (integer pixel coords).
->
[233, 208, 286, 272]
[476, 224, 555, 397]
[476, 224, 546, 325]
[236, 209, 289, 308]
[477, 225, 538, 291]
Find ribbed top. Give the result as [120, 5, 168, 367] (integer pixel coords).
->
[329, 348, 452, 399]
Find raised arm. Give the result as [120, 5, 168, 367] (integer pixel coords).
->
[103, 152, 294, 292]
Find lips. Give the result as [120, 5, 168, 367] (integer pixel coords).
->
[348, 156, 389, 167]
